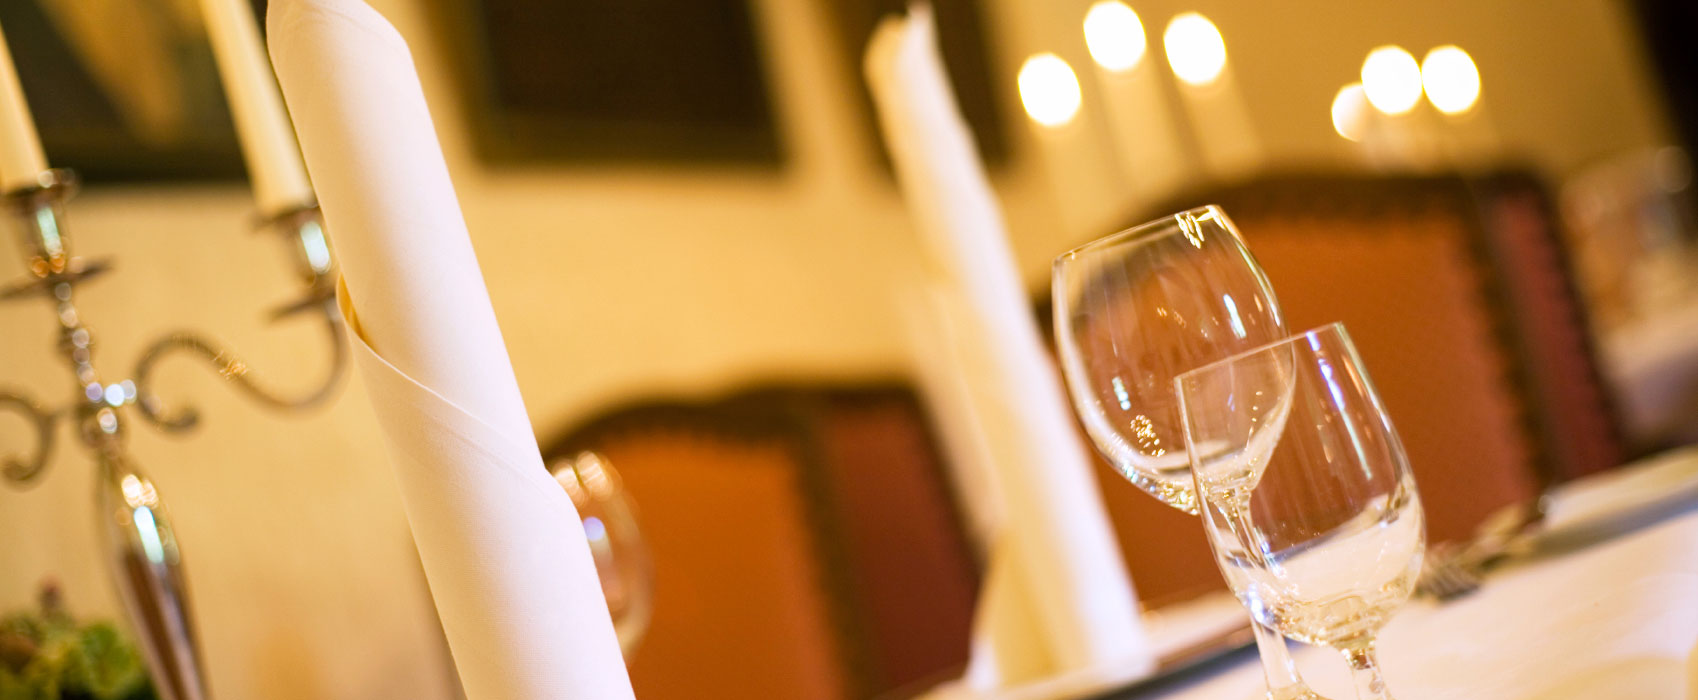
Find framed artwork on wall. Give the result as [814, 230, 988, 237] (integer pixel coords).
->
[431, 0, 783, 166]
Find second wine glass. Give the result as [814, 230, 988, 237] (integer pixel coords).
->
[1178, 323, 1426, 700]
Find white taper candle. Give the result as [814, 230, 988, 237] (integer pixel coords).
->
[200, 0, 315, 215]
[0, 20, 48, 192]
[866, 6, 1152, 680]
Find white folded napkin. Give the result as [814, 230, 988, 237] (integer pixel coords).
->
[865, 4, 1152, 688]
[266, 2, 635, 698]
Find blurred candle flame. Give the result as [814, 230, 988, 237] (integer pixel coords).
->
[1361, 45, 1422, 115]
[1421, 46, 1481, 115]
[1163, 12, 1226, 86]
[1019, 53, 1084, 127]
[1084, 1, 1147, 73]
[1332, 83, 1370, 141]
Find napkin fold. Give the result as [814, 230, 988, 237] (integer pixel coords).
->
[267, 2, 634, 698]
[865, 4, 1152, 687]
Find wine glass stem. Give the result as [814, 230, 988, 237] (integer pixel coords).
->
[1251, 618, 1310, 698]
[1225, 492, 1270, 558]
[1343, 642, 1393, 700]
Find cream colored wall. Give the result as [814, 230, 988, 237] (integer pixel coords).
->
[0, 189, 457, 699]
[1179, 0, 1672, 175]
[0, 0, 1674, 698]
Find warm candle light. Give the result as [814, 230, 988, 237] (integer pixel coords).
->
[1361, 45, 1422, 115]
[0, 21, 48, 192]
[1163, 13, 1226, 87]
[1086, 1, 1190, 205]
[1332, 83, 1370, 142]
[1018, 54, 1083, 128]
[200, 0, 315, 216]
[1164, 12, 1257, 180]
[1083, 1, 1146, 73]
[1421, 45, 1480, 115]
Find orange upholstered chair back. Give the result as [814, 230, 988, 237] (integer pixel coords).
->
[1056, 173, 1624, 605]
[1472, 176, 1627, 477]
[1202, 173, 1622, 540]
[543, 387, 977, 700]
[1230, 202, 1538, 542]
[590, 434, 852, 700]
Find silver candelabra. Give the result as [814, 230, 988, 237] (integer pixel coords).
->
[0, 169, 344, 700]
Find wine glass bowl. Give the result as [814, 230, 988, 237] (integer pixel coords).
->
[1178, 323, 1426, 700]
[1053, 205, 1285, 512]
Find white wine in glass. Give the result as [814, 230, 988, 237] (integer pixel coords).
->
[1179, 323, 1426, 700]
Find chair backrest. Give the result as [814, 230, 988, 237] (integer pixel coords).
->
[543, 385, 977, 700]
[803, 391, 980, 692]
[1194, 173, 1623, 539]
[1471, 173, 1628, 476]
[1088, 463, 1226, 605]
[1043, 172, 1626, 606]
[1225, 191, 1539, 542]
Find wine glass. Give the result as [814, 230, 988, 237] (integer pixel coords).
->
[1053, 206, 1323, 700]
[1053, 206, 1287, 512]
[1177, 323, 1426, 700]
[550, 451, 655, 658]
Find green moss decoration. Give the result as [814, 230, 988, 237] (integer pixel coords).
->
[0, 584, 156, 700]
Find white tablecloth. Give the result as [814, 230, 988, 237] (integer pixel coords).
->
[1139, 449, 1698, 700]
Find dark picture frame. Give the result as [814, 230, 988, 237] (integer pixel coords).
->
[429, 0, 784, 167]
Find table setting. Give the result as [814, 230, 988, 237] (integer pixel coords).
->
[1119, 444, 1698, 700]
[0, 0, 1695, 699]
[864, 6, 1698, 699]
[923, 450, 1698, 700]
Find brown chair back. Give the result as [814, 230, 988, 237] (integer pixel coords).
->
[1229, 198, 1539, 542]
[1198, 173, 1622, 540]
[1054, 192, 1539, 598]
[544, 386, 977, 700]
[1472, 174, 1628, 477]
[1050, 172, 1626, 606]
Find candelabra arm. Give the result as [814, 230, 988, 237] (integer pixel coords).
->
[0, 389, 56, 485]
[131, 297, 347, 433]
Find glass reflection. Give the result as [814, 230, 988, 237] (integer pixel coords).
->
[551, 451, 654, 658]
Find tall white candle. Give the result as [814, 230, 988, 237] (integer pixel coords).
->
[200, 0, 314, 215]
[1163, 12, 1260, 182]
[867, 8, 1152, 681]
[1083, 2, 1191, 208]
[1014, 54, 1130, 241]
[1092, 64, 1191, 208]
[0, 20, 48, 192]
[1174, 73, 1261, 181]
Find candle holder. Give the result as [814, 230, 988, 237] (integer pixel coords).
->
[132, 200, 346, 431]
[0, 169, 347, 700]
